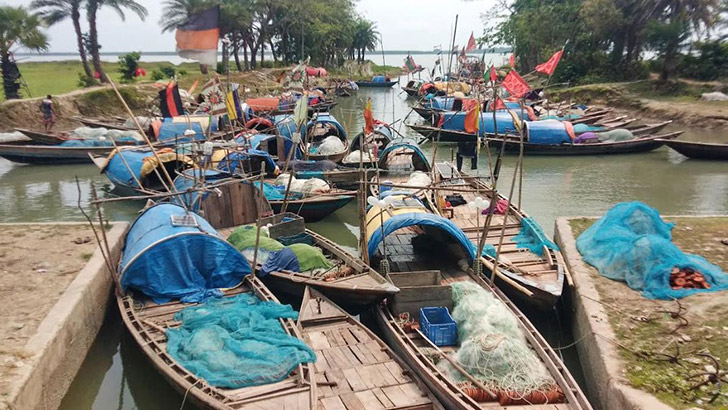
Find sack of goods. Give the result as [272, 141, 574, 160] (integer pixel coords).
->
[404, 171, 432, 189]
[344, 150, 374, 164]
[317, 136, 346, 155]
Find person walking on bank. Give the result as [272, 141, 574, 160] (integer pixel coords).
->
[40, 95, 55, 132]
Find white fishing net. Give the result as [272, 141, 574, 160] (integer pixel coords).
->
[317, 136, 346, 155]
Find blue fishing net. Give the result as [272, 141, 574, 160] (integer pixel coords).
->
[166, 293, 316, 388]
[513, 218, 559, 256]
[576, 202, 728, 299]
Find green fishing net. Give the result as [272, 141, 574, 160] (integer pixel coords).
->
[443, 282, 556, 394]
[288, 243, 333, 272]
[227, 225, 284, 264]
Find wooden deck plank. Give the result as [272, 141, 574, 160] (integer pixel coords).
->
[339, 392, 368, 410]
[371, 388, 395, 408]
[341, 367, 368, 392]
[319, 396, 347, 410]
[353, 390, 386, 409]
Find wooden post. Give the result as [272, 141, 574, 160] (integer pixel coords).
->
[251, 169, 266, 270]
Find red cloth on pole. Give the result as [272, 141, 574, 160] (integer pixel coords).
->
[509, 54, 515, 68]
[364, 98, 374, 134]
[465, 32, 477, 52]
[489, 65, 497, 82]
[535, 50, 564, 75]
[502, 70, 530, 98]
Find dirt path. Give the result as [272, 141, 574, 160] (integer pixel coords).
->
[0, 224, 98, 396]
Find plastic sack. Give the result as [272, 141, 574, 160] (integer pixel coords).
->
[316, 136, 346, 155]
[576, 201, 728, 299]
[344, 150, 374, 164]
[597, 129, 634, 142]
[300, 178, 330, 194]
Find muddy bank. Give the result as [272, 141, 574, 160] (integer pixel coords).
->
[549, 81, 728, 130]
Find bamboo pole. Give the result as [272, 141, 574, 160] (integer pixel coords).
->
[251, 169, 266, 270]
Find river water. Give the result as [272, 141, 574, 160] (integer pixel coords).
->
[1, 81, 725, 409]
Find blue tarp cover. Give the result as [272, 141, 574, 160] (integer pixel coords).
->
[217, 150, 278, 175]
[526, 121, 572, 145]
[165, 293, 316, 388]
[120, 204, 251, 303]
[246, 133, 302, 160]
[307, 114, 347, 140]
[379, 140, 430, 171]
[104, 149, 151, 189]
[172, 169, 229, 211]
[576, 202, 728, 299]
[158, 120, 211, 143]
[260, 247, 299, 277]
[440, 111, 519, 136]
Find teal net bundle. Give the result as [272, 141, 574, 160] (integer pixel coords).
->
[513, 217, 559, 257]
[165, 293, 316, 389]
[576, 201, 728, 299]
[441, 282, 558, 397]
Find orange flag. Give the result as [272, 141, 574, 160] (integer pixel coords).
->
[509, 54, 515, 68]
[364, 98, 374, 134]
[464, 102, 480, 134]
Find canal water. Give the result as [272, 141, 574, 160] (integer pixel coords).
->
[0, 81, 725, 409]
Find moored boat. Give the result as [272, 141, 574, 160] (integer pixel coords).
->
[355, 76, 398, 88]
[116, 203, 318, 409]
[298, 287, 441, 409]
[661, 139, 728, 160]
[0, 142, 116, 165]
[364, 197, 592, 409]
[304, 113, 350, 163]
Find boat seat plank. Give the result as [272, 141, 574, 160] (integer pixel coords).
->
[319, 396, 347, 410]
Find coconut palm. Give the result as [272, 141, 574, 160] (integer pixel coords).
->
[159, 0, 215, 33]
[31, 0, 94, 81]
[86, 0, 147, 82]
[0, 5, 48, 100]
[352, 19, 378, 63]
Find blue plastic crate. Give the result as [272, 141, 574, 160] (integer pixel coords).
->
[419, 307, 457, 346]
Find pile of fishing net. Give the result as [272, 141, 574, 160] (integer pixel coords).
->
[512, 217, 559, 257]
[402, 171, 432, 190]
[316, 135, 346, 155]
[440, 282, 564, 405]
[576, 201, 728, 299]
[273, 174, 330, 194]
[227, 225, 334, 274]
[165, 293, 316, 388]
[343, 150, 374, 164]
[71, 126, 143, 142]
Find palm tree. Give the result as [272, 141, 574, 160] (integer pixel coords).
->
[352, 19, 378, 63]
[159, 0, 214, 33]
[0, 5, 48, 99]
[86, 0, 147, 82]
[31, 0, 94, 81]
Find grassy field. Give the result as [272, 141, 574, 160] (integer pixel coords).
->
[5, 59, 405, 103]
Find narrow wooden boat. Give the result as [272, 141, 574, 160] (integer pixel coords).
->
[369, 138, 432, 197]
[364, 200, 592, 409]
[661, 139, 728, 160]
[258, 230, 399, 313]
[73, 116, 138, 132]
[486, 131, 683, 156]
[268, 192, 356, 222]
[0, 142, 114, 164]
[431, 163, 567, 309]
[355, 80, 398, 88]
[403, 79, 425, 97]
[14, 128, 79, 145]
[627, 120, 672, 136]
[305, 114, 350, 163]
[117, 203, 317, 410]
[298, 287, 441, 409]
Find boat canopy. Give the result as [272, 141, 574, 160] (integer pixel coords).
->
[365, 197, 475, 261]
[440, 111, 520, 136]
[102, 148, 195, 189]
[273, 114, 305, 140]
[246, 133, 303, 160]
[171, 169, 228, 211]
[158, 116, 216, 143]
[119, 203, 251, 303]
[211, 149, 279, 176]
[525, 120, 575, 145]
[307, 114, 347, 141]
[378, 139, 430, 172]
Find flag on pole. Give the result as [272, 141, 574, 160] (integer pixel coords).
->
[225, 90, 238, 120]
[159, 81, 183, 117]
[294, 93, 308, 128]
[404, 55, 417, 72]
[509, 53, 515, 68]
[364, 98, 374, 134]
[502, 70, 530, 98]
[465, 32, 477, 52]
[535, 49, 564, 76]
[464, 102, 480, 134]
[175, 6, 220, 67]
[488, 65, 498, 82]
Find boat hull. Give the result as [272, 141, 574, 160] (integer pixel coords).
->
[355, 81, 398, 88]
[487, 132, 681, 155]
[269, 195, 354, 222]
[0, 144, 114, 164]
[663, 139, 728, 160]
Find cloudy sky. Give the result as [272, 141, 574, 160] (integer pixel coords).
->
[7, 0, 495, 53]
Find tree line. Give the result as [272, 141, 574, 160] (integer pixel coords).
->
[482, 0, 728, 83]
[160, 0, 379, 72]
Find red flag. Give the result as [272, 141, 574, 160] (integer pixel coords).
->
[502, 70, 530, 98]
[509, 54, 515, 68]
[364, 98, 374, 134]
[464, 103, 480, 134]
[489, 65, 497, 82]
[535, 49, 564, 76]
[465, 32, 477, 52]
[493, 97, 507, 110]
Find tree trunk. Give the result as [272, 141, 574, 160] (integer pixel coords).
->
[72, 8, 93, 80]
[269, 38, 278, 63]
[1, 50, 21, 100]
[221, 41, 229, 74]
[611, 32, 625, 67]
[361, 49, 366, 63]
[87, 1, 107, 82]
[233, 35, 242, 72]
[661, 40, 678, 81]
[243, 39, 249, 70]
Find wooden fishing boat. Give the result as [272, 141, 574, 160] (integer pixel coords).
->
[15, 128, 81, 145]
[369, 139, 432, 197]
[304, 114, 350, 163]
[355, 80, 398, 88]
[298, 287, 441, 409]
[117, 203, 317, 410]
[73, 116, 139, 132]
[258, 230, 399, 313]
[661, 139, 728, 160]
[485, 131, 683, 156]
[364, 199, 592, 409]
[0, 142, 115, 164]
[403, 79, 425, 97]
[268, 192, 356, 222]
[431, 163, 567, 309]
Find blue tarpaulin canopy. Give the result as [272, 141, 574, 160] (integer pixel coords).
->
[158, 118, 216, 143]
[440, 111, 519, 136]
[103, 149, 152, 189]
[245, 133, 303, 160]
[307, 114, 347, 141]
[379, 139, 431, 171]
[120, 203, 251, 303]
[216, 149, 279, 176]
[525, 121, 572, 145]
[171, 169, 229, 211]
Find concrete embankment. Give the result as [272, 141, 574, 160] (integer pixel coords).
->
[0, 222, 127, 410]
